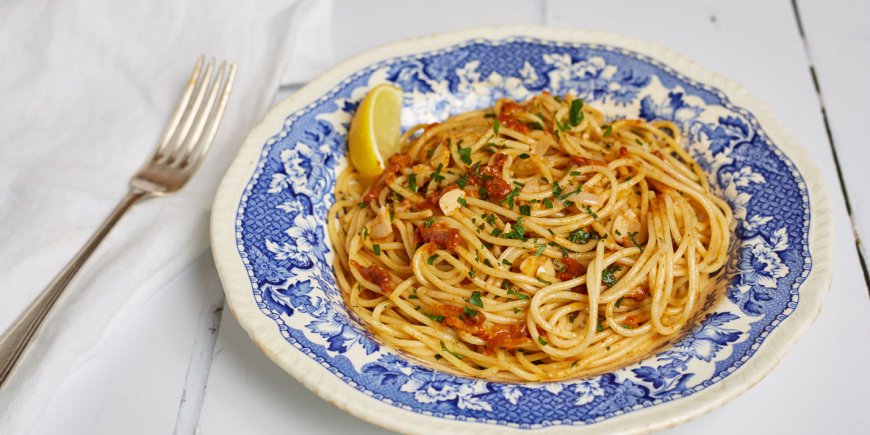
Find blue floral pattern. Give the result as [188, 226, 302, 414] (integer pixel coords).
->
[234, 37, 812, 428]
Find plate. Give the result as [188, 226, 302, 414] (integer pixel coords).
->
[210, 26, 832, 434]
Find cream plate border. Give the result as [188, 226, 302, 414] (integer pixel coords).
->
[210, 25, 833, 434]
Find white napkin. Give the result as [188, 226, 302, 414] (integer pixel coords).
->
[0, 0, 333, 432]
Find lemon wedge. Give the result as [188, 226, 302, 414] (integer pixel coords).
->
[348, 83, 403, 180]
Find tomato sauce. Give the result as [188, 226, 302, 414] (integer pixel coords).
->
[478, 323, 532, 353]
[415, 223, 462, 251]
[357, 263, 394, 294]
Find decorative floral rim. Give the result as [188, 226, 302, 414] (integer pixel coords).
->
[211, 26, 832, 434]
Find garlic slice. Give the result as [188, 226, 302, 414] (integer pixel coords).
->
[439, 189, 466, 216]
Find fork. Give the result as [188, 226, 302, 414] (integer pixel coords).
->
[0, 56, 237, 388]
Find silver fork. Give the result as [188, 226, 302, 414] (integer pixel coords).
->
[0, 56, 237, 388]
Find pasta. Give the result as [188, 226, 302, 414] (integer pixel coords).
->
[328, 92, 732, 381]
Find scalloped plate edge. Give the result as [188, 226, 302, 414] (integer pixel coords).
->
[210, 25, 833, 435]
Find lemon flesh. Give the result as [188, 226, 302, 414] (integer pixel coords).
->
[347, 83, 403, 181]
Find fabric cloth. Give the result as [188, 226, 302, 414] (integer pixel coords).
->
[0, 0, 333, 431]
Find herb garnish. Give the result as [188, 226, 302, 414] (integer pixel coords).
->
[457, 144, 472, 165]
[519, 204, 531, 216]
[502, 217, 526, 240]
[601, 265, 623, 287]
[467, 291, 484, 308]
[628, 231, 645, 252]
[507, 288, 529, 300]
[569, 98, 585, 126]
[425, 313, 445, 323]
[440, 340, 465, 359]
[583, 205, 599, 221]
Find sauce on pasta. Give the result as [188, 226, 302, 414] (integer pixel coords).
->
[328, 92, 732, 381]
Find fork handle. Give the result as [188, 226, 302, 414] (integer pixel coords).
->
[0, 188, 148, 388]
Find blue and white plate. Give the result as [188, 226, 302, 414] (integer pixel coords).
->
[211, 26, 832, 434]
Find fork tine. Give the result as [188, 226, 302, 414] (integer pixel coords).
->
[154, 56, 204, 158]
[174, 61, 227, 166]
[185, 63, 237, 170]
[161, 58, 214, 163]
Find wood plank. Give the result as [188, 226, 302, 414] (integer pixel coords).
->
[795, 0, 870, 283]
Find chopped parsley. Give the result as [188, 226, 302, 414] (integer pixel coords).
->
[373, 244, 381, 256]
[534, 243, 546, 256]
[440, 340, 464, 359]
[628, 231, 645, 253]
[518, 153, 530, 159]
[501, 259, 513, 266]
[526, 121, 544, 131]
[457, 144, 472, 165]
[483, 258, 493, 267]
[493, 117, 501, 135]
[484, 213, 496, 226]
[616, 297, 624, 308]
[596, 323, 604, 332]
[603, 125, 613, 137]
[408, 174, 418, 193]
[427, 254, 438, 265]
[570, 170, 582, 176]
[552, 181, 563, 198]
[543, 198, 554, 209]
[519, 204, 531, 216]
[568, 228, 595, 244]
[502, 217, 526, 240]
[425, 313, 445, 323]
[601, 265, 623, 287]
[431, 163, 445, 182]
[490, 228, 503, 237]
[569, 98, 585, 126]
[467, 291, 484, 308]
[500, 186, 521, 209]
[536, 276, 552, 285]
[583, 205, 599, 221]
[424, 217, 435, 228]
[537, 336, 549, 346]
[457, 197, 467, 206]
[560, 184, 583, 200]
[409, 289, 419, 300]
[356, 202, 368, 208]
[635, 138, 643, 146]
[568, 313, 576, 323]
[456, 173, 468, 188]
[507, 288, 529, 300]
[463, 306, 479, 317]
[467, 270, 476, 279]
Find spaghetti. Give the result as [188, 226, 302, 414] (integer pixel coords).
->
[328, 92, 732, 381]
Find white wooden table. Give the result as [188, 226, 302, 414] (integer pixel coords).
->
[31, 1, 870, 434]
